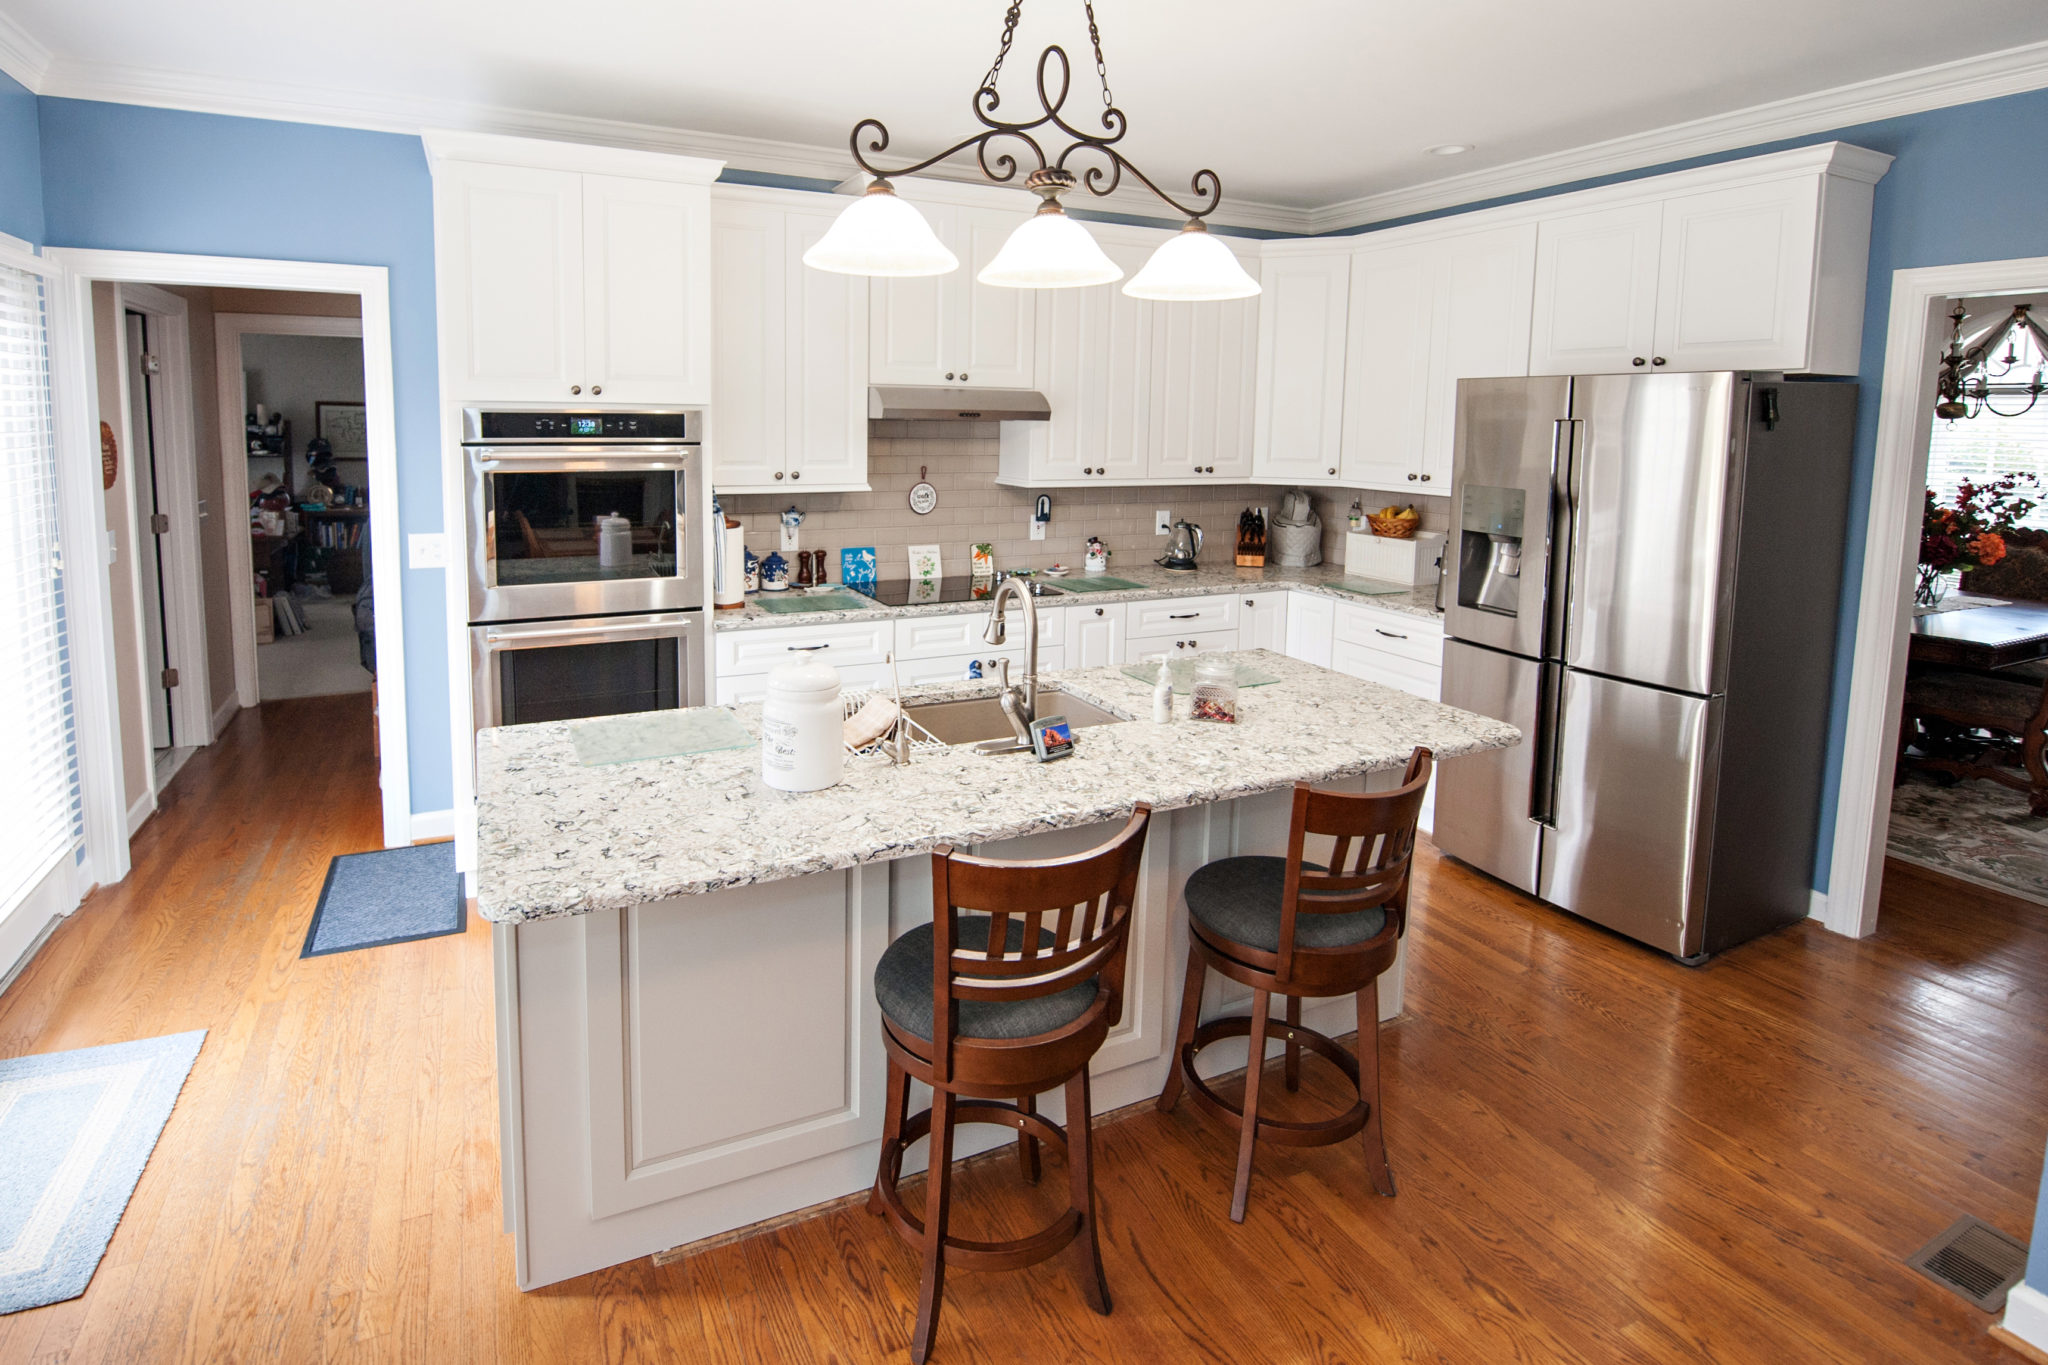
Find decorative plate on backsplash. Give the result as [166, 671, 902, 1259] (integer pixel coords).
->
[908, 465, 938, 516]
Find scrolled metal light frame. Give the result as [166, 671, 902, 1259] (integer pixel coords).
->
[844, 4, 1225, 223]
[1936, 302, 2048, 421]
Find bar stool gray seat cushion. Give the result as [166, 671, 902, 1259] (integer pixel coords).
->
[1186, 856, 1388, 953]
[875, 915, 1100, 1041]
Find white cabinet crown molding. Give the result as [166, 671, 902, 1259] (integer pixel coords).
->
[424, 128, 725, 185]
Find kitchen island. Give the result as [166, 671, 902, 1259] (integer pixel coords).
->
[476, 652, 1517, 1288]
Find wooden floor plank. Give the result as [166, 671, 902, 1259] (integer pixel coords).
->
[1, 696, 2042, 1362]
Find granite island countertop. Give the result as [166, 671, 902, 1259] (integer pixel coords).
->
[714, 561, 1442, 631]
[474, 651, 1517, 923]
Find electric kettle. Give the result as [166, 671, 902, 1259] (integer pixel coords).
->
[1157, 519, 1203, 572]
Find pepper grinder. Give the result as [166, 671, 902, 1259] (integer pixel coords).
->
[795, 549, 816, 588]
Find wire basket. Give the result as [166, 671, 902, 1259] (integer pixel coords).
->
[842, 687, 948, 764]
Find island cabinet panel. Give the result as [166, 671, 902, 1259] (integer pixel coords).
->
[1063, 603, 1127, 669]
[581, 869, 888, 1219]
[1240, 591, 1287, 652]
[1285, 591, 1337, 667]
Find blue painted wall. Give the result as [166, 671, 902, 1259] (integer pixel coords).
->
[1343, 87, 2048, 891]
[37, 100, 451, 814]
[2032, 1135, 2048, 1293]
[0, 71, 42, 244]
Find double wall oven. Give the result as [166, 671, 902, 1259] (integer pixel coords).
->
[464, 409, 706, 730]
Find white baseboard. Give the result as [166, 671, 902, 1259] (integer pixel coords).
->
[1808, 889, 1829, 920]
[210, 692, 241, 741]
[2004, 1283, 2048, 1353]
[126, 789, 157, 837]
[0, 857, 84, 998]
[410, 808, 455, 844]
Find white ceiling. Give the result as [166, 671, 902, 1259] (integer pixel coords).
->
[8, 1, 2048, 227]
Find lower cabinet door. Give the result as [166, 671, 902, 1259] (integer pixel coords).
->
[1063, 604, 1126, 669]
[1331, 640, 1441, 701]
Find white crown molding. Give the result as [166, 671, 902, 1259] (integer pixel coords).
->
[1304, 37, 2048, 232]
[421, 128, 724, 184]
[18, 37, 2048, 235]
[0, 8, 52, 91]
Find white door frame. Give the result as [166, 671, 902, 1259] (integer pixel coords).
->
[212, 312, 367, 708]
[1824, 253, 2048, 938]
[45, 250, 412, 853]
[109, 283, 214, 771]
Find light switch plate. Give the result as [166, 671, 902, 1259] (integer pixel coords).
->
[1029, 519, 1046, 541]
[781, 523, 799, 552]
[1155, 510, 1171, 536]
[408, 532, 448, 570]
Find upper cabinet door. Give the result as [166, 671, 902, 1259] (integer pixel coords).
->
[1528, 202, 1663, 375]
[439, 162, 586, 402]
[1338, 240, 1437, 492]
[1423, 223, 1537, 483]
[1651, 178, 1819, 373]
[582, 173, 712, 404]
[1149, 247, 1259, 482]
[784, 208, 870, 488]
[1253, 252, 1351, 483]
[868, 201, 954, 385]
[955, 207, 1038, 388]
[709, 201, 787, 490]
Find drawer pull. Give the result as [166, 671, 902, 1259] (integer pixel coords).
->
[1374, 629, 1408, 640]
[787, 643, 831, 651]
[1168, 612, 1198, 620]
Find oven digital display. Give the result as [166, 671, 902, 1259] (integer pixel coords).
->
[571, 416, 603, 437]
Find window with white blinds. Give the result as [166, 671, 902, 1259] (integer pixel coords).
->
[0, 259, 81, 918]
[1926, 405, 2048, 528]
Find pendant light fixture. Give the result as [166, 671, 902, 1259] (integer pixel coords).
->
[808, 0, 1259, 302]
[1936, 302, 2048, 420]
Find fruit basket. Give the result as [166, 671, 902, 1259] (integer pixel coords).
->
[1365, 505, 1420, 539]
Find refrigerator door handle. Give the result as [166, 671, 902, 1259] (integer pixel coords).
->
[1543, 417, 1583, 664]
[1529, 660, 1566, 828]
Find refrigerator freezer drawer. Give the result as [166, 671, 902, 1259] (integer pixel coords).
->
[1539, 669, 1722, 957]
[1435, 640, 1542, 895]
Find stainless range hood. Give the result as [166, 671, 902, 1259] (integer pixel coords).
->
[868, 386, 1051, 422]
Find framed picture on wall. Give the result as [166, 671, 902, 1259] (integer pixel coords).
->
[316, 401, 368, 459]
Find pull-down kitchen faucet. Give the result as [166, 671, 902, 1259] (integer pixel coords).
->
[981, 576, 1040, 752]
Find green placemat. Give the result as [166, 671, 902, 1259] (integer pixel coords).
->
[1323, 576, 1414, 596]
[571, 708, 755, 766]
[752, 592, 872, 614]
[1050, 576, 1145, 593]
[1119, 654, 1282, 693]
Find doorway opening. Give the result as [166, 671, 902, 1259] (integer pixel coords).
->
[123, 307, 187, 786]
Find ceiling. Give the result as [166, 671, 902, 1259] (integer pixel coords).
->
[8, 1, 2048, 228]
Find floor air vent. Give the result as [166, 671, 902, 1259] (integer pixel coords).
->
[1906, 1216, 2029, 1312]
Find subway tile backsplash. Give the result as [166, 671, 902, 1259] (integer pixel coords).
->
[718, 422, 1449, 579]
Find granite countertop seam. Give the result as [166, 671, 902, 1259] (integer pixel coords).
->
[475, 651, 1518, 924]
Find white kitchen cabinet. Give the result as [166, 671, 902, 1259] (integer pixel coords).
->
[1239, 591, 1287, 653]
[711, 190, 869, 493]
[1063, 603, 1127, 669]
[1650, 178, 1821, 373]
[427, 134, 721, 405]
[1128, 594, 1237, 639]
[1284, 591, 1336, 668]
[998, 230, 1156, 485]
[1527, 201, 1664, 376]
[1148, 240, 1261, 482]
[1424, 225, 1538, 484]
[1252, 251, 1350, 484]
[869, 196, 1037, 389]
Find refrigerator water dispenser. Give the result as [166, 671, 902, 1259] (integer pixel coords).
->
[1457, 485, 1526, 617]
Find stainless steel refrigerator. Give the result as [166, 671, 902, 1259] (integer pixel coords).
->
[1435, 372, 1856, 961]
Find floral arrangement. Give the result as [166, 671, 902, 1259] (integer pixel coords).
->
[1919, 473, 2040, 604]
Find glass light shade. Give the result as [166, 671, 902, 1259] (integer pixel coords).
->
[1123, 222, 1262, 301]
[802, 183, 958, 277]
[977, 204, 1124, 289]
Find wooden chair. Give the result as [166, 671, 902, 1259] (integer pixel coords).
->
[1157, 748, 1433, 1222]
[869, 805, 1153, 1364]
[1899, 668, 2048, 816]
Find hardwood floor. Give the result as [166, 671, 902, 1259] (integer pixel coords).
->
[2, 698, 2043, 1363]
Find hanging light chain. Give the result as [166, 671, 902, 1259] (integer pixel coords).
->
[1083, 0, 1114, 111]
[982, 1, 1025, 95]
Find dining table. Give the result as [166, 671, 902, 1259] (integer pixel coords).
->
[1908, 596, 2048, 669]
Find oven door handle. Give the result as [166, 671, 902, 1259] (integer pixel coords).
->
[476, 455, 693, 473]
[482, 622, 694, 648]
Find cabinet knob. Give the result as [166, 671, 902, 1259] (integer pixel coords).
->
[945, 372, 955, 381]
[1651, 357, 1667, 367]
[773, 471, 784, 480]
[1094, 607, 1104, 617]
[790, 471, 801, 480]
[570, 384, 582, 395]
[591, 384, 603, 395]
[1407, 472, 1418, 481]
[960, 373, 969, 381]
[1420, 473, 1432, 481]
[1631, 357, 1646, 367]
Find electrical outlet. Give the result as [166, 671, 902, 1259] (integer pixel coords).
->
[780, 522, 799, 552]
[408, 532, 448, 570]
[1155, 509, 1171, 536]
[1029, 519, 1047, 541]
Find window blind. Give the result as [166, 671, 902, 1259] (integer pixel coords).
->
[0, 259, 81, 918]
[1927, 404, 2048, 529]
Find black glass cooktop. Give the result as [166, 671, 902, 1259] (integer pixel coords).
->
[851, 576, 1067, 607]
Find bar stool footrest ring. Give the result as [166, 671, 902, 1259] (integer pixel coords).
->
[1181, 1016, 1368, 1148]
[873, 1100, 1085, 1272]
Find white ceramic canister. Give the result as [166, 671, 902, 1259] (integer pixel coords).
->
[760, 658, 843, 792]
[596, 512, 632, 568]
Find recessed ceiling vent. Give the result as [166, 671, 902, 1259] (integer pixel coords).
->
[1905, 1215, 2028, 1312]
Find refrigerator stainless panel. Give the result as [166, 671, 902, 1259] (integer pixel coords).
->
[1444, 375, 1572, 660]
[1436, 639, 1543, 895]
[1564, 372, 1742, 695]
[1538, 669, 1723, 957]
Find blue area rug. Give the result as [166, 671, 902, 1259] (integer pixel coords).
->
[302, 841, 465, 957]
[0, 1030, 206, 1314]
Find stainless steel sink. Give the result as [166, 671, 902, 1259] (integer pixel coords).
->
[902, 690, 1125, 748]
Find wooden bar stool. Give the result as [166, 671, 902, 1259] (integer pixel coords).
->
[1157, 749, 1432, 1222]
[869, 805, 1152, 1363]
